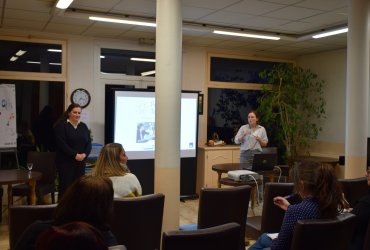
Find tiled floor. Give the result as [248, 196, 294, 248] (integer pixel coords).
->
[0, 197, 262, 250]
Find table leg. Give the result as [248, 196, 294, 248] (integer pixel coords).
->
[217, 172, 222, 188]
[7, 184, 13, 206]
[250, 186, 255, 210]
[28, 179, 37, 205]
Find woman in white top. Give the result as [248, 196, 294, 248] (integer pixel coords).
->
[234, 110, 268, 166]
[92, 143, 142, 198]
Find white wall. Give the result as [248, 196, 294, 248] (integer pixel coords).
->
[65, 37, 207, 144]
[297, 49, 347, 156]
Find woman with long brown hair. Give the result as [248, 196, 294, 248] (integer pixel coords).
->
[249, 160, 348, 250]
[92, 143, 142, 198]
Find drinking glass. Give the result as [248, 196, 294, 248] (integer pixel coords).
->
[27, 163, 33, 171]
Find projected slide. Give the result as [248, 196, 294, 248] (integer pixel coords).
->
[114, 91, 198, 159]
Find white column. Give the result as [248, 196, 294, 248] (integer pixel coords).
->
[155, 0, 182, 231]
[345, 0, 369, 178]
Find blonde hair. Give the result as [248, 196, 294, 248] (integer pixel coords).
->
[92, 143, 130, 177]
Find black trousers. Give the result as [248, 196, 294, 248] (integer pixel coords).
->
[57, 162, 85, 201]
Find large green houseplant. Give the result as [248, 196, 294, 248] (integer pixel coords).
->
[257, 64, 326, 164]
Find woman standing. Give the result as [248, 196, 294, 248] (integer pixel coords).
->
[54, 103, 91, 199]
[234, 110, 268, 166]
[92, 143, 142, 198]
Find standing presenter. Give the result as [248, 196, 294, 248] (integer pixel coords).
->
[54, 103, 91, 200]
[234, 110, 268, 166]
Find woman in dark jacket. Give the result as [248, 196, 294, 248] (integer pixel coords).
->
[54, 103, 91, 199]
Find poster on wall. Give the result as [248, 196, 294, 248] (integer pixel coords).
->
[0, 84, 17, 148]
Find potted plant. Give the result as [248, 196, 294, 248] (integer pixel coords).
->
[257, 64, 326, 164]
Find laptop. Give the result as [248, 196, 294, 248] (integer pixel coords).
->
[243, 152, 277, 172]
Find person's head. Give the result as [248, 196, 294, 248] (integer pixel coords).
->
[247, 110, 259, 127]
[92, 143, 130, 177]
[54, 175, 114, 230]
[35, 221, 108, 250]
[66, 103, 82, 124]
[290, 160, 348, 218]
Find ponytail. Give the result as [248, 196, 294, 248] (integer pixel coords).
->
[314, 164, 348, 218]
[292, 160, 348, 219]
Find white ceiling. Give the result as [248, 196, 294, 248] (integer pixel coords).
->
[0, 0, 349, 58]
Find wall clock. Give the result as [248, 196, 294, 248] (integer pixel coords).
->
[70, 88, 91, 108]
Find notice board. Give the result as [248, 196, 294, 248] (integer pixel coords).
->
[0, 84, 17, 148]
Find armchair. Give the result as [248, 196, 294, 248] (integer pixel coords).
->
[290, 212, 356, 250]
[246, 182, 294, 239]
[162, 222, 241, 250]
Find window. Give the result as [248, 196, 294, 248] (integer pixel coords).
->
[100, 48, 155, 76]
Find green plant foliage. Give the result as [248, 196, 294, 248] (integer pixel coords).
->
[257, 64, 326, 162]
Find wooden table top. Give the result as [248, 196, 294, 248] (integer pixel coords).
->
[0, 169, 42, 185]
[212, 163, 279, 175]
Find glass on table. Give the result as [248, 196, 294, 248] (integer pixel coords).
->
[27, 163, 33, 171]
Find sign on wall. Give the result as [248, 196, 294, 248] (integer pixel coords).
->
[0, 84, 17, 148]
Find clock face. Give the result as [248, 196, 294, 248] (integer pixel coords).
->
[71, 88, 91, 108]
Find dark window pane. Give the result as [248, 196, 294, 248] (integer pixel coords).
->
[0, 40, 62, 73]
[207, 88, 262, 144]
[100, 48, 155, 76]
[210, 57, 278, 83]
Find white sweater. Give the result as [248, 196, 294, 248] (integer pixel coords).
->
[109, 173, 142, 198]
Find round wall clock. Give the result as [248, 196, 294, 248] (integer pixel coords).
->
[70, 88, 91, 108]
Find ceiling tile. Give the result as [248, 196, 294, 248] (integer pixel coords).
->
[301, 12, 347, 25]
[197, 11, 254, 27]
[182, 0, 241, 10]
[113, 0, 156, 16]
[182, 6, 215, 21]
[225, 0, 284, 15]
[296, 0, 347, 11]
[4, 9, 50, 22]
[265, 6, 323, 21]
[70, 0, 122, 12]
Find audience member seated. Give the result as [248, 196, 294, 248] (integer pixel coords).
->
[35, 221, 110, 250]
[248, 160, 348, 250]
[92, 143, 142, 197]
[350, 168, 370, 250]
[14, 176, 120, 250]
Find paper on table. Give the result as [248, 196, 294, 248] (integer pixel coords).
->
[266, 233, 278, 240]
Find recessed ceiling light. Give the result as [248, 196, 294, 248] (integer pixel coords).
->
[141, 70, 156, 76]
[47, 49, 62, 52]
[312, 27, 348, 39]
[89, 16, 156, 27]
[213, 30, 280, 40]
[15, 50, 27, 56]
[131, 57, 156, 62]
[10, 56, 18, 62]
[26, 61, 41, 64]
[56, 0, 74, 9]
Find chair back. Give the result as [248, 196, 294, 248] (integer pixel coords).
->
[197, 185, 251, 250]
[339, 177, 368, 208]
[8, 204, 56, 250]
[363, 219, 370, 250]
[260, 182, 295, 232]
[246, 182, 294, 239]
[162, 222, 241, 250]
[27, 151, 56, 185]
[110, 193, 164, 250]
[290, 212, 357, 250]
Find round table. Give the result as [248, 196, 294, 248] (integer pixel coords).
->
[212, 163, 279, 210]
[0, 169, 42, 206]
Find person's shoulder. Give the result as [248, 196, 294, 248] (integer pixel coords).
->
[26, 220, 54, 232]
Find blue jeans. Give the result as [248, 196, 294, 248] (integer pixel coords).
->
[248, 233, 272, 250]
